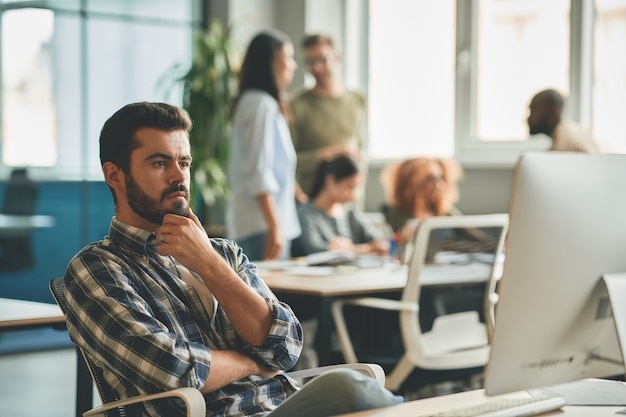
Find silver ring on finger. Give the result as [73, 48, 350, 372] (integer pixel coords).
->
[160, 232, 169, 245]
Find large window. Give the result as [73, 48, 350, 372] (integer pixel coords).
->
[2, 8, 56, 167]
[476, 0, 570, 142]
[368, 0, 626, 164]
[593, 0, 626, 153]
[0, 0, 199, 178]
[368, 1, 456, 159]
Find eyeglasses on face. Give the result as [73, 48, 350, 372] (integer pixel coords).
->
[304, 54, 333, 68]
[423, 175, 446, 185]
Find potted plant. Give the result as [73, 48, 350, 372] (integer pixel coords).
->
[160, 20, 239, 231]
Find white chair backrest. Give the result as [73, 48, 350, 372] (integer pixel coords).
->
[402, 214, 509, 309]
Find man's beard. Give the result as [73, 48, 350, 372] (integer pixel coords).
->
[529, 117, 554, 136]
[125, 175, 189, 225]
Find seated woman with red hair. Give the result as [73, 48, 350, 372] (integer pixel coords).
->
[383, 157, 497, 260]
[381, 157, 463, 233]
[380, 157, 496, 332]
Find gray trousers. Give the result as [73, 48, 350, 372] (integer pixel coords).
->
[258, 368, 404, 417]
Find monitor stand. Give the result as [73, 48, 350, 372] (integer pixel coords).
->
[599, 273, 626, 369]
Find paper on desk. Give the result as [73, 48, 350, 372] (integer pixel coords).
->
[254, 260, 304, 271]
[433, 251, 472, 264]
[528, 378, 626, 405]
[281, 266, 336, 276]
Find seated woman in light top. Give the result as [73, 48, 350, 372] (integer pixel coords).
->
[291, 155, 388, 257]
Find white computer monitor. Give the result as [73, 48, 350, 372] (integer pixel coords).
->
[484, 152, 626, 396]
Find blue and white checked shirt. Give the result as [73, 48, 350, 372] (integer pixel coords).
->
[64, 217, 303, 417]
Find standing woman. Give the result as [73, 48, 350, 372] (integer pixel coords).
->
[227, 30, 301, 260]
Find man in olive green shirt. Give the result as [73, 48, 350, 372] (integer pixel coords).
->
[290, 34, 367, 198]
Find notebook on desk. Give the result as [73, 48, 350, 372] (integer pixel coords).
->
[527, 378, 626, 406]
[253, 252, 354, 270]
[302, 251, 387, 268]
[254, 252, 388, 275]
[302, 250, 355, 266]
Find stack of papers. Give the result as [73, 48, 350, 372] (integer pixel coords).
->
[528, 378, 626, 406]
[254, 251, 389, 275]
[301, 251, 355, 266]
[253, 259, 305, 270]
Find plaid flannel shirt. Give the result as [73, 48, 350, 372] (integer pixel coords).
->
[64, 217, 303, 417]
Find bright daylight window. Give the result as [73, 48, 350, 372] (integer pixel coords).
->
[368, 0, 456, 160]
[593, 0, 626, 153]
[367, 0, 626, 162]
[476, 0, 569, 142]
[0, 0, 195, 178]
[2, 9, 56, 167]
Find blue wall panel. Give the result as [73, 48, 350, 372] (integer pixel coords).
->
[0, 181, 113, 303]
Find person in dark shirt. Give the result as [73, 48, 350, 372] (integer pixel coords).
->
[292, 155, 388, 258]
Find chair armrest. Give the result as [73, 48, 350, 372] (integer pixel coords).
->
[287, 363, 385, 385]
[334, 297, 419, 313]
[83, 387, 205, 417]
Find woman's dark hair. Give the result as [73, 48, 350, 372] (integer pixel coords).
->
[309, 155, 360, 199]
[99, 101, 192, 202]
[232, 30, 289, 114]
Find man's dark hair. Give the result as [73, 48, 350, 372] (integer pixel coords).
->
[100, 102, 192, 170]
[99, 102, 192, 201]
[233, 30, 289, 112]
[302, 34, 334, 50]
[532, 89, 565, 110]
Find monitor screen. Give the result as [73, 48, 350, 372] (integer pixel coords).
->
[484, 152, 626, 396]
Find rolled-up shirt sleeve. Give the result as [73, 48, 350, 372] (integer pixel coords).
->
[217, 239, 303, 369]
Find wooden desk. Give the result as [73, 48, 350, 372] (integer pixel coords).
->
[0, 213, 55, 236]
[0, 297, 65, 330]
[0, 298, 90, 417]
[261, 264, 407, 297]
[332, 388, 626, 416]
[260, 261, 493, 364]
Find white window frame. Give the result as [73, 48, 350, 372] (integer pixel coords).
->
[359, 0, 602, 169]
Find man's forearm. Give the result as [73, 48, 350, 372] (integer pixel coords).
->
[196, 258, 273, 346]
[200, 350, 279, 393]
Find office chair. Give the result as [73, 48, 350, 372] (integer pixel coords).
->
[49, 278, 385, 417]
[331, 214, 509, 392]
[0, 168, 39, 270]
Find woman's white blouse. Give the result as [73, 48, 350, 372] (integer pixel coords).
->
[227, 90, 301, 241]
